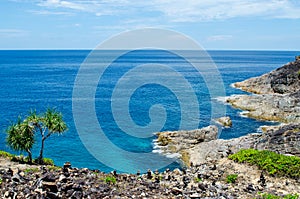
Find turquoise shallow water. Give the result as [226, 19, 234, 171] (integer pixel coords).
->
[0, 50, 299, 173]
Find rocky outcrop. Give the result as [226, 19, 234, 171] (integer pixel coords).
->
[227, 58, 300, 123]
[226, 92, 300, 123]
[233, 59, 300, 94]
[215, 116, 232, 128]
[155, 126, 218, 165]
[155, 123, 300, 167]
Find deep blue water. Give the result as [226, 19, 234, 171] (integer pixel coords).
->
[0, 50, 299, 173]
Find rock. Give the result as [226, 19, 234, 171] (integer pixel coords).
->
[42, 172, 56, 182]
[42, 182, 58, 193]
[215, 116, 232, 127]
[228, 59, 300, 123]
[154, 125, 218, 165]
[171, 187, 182, 195]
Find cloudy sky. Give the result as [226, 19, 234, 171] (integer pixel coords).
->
[1, 0, 300, 50]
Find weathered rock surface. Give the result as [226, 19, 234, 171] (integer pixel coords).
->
[227, 58, 300, 123]
[215, 116, 232, 127]
[233, 59, 300, 94]
[155, 123, 300, 166]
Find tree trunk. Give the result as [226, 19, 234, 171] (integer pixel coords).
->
[38, 138, 45, 164]
[27, 149, 32, 164]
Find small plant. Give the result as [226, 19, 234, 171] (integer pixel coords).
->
[194, 177, 202, 183]
[24, 167, 39, 173]
[0, 177, 2, 185]
[42, 158, 54, 166]
[47, 165, 61, 171]
[226, 174, 238, 183]
[105, 176, 117, 185]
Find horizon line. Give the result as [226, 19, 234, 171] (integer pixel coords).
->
[0, 48, 299, 52]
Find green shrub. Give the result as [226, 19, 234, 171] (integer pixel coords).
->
[226, 174, 238, 183]
[105, 176, 117, 184]
[42, 158, 54, 166]
[256, 193, 299, 199]
[47, 165, 61, 171]
[0, 150, 15, 159]
[229, 149, 300, 179]
[24, 168, 39, 173]
[34, 157, 54, 165]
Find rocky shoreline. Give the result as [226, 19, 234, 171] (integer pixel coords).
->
[1, 58, 300, 198]
[227, 59, 300, 123]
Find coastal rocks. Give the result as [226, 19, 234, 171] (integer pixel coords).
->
[228, 58, 300, 123]
[215, 116, 232, 128]
[155, 122, 300, 168]
[155, 125, 218, 165]
[233, 59, 300, 94]
[254, 123, 300, 156]
[226, 93, 300, 123]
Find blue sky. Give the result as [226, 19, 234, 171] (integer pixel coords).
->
[1, 0, 300, 50]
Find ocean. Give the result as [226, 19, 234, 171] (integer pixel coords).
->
[0, 50, 299, 173]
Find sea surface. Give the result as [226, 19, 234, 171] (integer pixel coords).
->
[0, 50, 299, 173]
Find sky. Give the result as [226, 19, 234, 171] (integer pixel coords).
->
[1, 0, 300, 50]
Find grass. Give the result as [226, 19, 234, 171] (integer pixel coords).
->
[256, 193, 299, 199]
[194, 177, 202, 183]
[47, 165, 61, 171]
[229, 149, 300, 179]
[42, 158, 54, 166]
[226, 174, 238, 183]
[0, 150, 15, 159]
[104, 176, 117, 185]
[24, 168, 39, 173]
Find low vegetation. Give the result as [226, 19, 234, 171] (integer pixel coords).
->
[229, 149, 300, 179]
[104, 176, 117, 185]
[0, 150, 54, 166]
[256, 192, 299, 199]
[226, 174, 238, 183]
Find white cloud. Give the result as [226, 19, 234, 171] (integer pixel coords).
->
[28, 10, 72, 15]
[0, 29, 28, 37]
[151, 0, 300, 22]
[207, 35, 233, 42]
[38, 0, 88, 11]
[35, 0, 300, 22]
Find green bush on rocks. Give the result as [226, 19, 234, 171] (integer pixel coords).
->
[229, 149, 300, 179]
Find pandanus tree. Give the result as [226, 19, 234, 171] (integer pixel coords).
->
[30, 109, 67, 164]
[6, 108, 67, 164]
[6, 118, 35, 163]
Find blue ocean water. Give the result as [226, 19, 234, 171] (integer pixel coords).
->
[0, 50, 299, 173]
